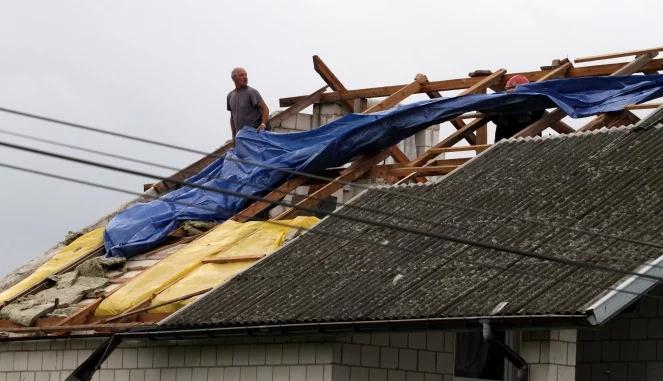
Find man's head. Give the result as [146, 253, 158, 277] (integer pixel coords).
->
[231, 67, 248, 88]
[505, 75, 529, 93]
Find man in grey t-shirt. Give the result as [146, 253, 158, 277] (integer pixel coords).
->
[227, 67, 270, 143]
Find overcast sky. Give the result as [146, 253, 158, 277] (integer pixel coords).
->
[0, 0, 661, 276]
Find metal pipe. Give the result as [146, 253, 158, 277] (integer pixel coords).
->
[481, 321, 528, 381]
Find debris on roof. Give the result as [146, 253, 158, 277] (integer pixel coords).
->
[3, 47, 663, 338]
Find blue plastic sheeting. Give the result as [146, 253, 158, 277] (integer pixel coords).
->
[104, 74, 663, 257]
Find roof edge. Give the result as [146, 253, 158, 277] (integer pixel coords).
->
[144, 314, 589, 340]
[585, 253, 663, 325]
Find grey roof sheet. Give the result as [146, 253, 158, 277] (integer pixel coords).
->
[168, 125, 663, 327]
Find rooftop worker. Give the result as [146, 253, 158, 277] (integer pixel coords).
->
[227, 67, 270, 143]
[492, 75, 544, 142]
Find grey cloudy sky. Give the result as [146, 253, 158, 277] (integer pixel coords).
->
[0, 0, 660, 276]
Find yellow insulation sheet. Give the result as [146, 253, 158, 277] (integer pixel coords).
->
[0, 228, 104, 304]
[95, 216, 318, 316]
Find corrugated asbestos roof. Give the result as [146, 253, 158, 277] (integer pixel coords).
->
[168, 125, 663, 327]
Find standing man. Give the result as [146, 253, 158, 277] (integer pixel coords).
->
[227, 67, 270, 143]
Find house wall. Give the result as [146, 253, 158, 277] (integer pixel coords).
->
[0, 331, 455, 381]
[576, 284, 663, 381]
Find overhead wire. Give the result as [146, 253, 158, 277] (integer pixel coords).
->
[0, 128, 482, 235]
[5, 127, 663, 279]
[1, 160, 661, 306]
[2, 106, 663, 253]
[2, 139, 663, 285]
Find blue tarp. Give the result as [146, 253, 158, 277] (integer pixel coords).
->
[104, 74, 663, 257]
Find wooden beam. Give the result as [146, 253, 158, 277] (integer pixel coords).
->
[462, 69, 507, 95]
[273, 149, 392, 220]
[624, 103, 662, 110]
[202, 254, 266, 264]
[231, 176, 308, 222]
[409, 116, 492, 167]
[425, 144, 491, 154]
[574, 46, 663, 63]
[364, 74, 429, 114]
[0, 322, 156, 334]
[312, 55, 354, 112]
[269, 86, 328, 127]
[54, 299, 102, 327]
[611, 52, 658, 76]
[574, 53, 657, 133]
[516, 53, 658, 138]
[383, 165, 457, 177]
[537, 60, 573, 81]
[280, 59, 663, 106]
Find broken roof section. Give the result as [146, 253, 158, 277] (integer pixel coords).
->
[167, 124, 663, 329]
[2, 47, 663, 338]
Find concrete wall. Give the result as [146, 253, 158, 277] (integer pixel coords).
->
[0, 331, 455, 381]
[576, 284, 663, 381]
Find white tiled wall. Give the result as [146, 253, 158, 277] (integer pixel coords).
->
[0, 331, 455, 381]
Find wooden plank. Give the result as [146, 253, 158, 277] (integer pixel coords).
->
[461, 69, 506, 95]
[444, 69, 505, 147]
[312, 55, 354, 112]
[0, 322, 155, 334]
[388, 146, 412, 164]
[574, 53, 657, 133]
[516, 53, 658, 138]
[538, 60, 573, 81]
[513, 108, 568, 138]
[426, 144, 491, 154]
[409, 116, 492, 167]
[53, 299, 102, 327]
[202, 254, 266, 264]
[574, 46, 663, 63]
[269, 86, 328, 127]
[578, 110, 641, 132]
[364, 74, 429, 114]
[369, 159, 467, 178]
[280, 59, 663, 106]
[231, 176, 308, 222]
[274, 149, 392, 220]
[385, 165, 457, 177]
[611, 52, 658, 76]
[624, 103, 662, 110]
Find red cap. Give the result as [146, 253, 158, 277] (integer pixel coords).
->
[505, 75, 530, 90]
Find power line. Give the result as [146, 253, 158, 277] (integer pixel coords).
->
[2, 161, 661, 306]
[0, 128, 481, 235]
[3, 106, 663, 253]
[6, 126, 663, 279]
[2, 139, 663, 284]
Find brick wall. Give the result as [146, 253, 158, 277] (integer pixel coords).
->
[0, 331, 455, 381]
[576, 284, 663, 381]
[521, 329, 577, 381]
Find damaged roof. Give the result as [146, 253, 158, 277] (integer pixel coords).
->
[167, 125, 663, 328]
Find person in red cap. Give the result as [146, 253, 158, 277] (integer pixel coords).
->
[491, 75, 544, 141]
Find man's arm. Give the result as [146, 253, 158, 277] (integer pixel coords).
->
[257, 100, 269, 130]
[230, 115, 237, 143]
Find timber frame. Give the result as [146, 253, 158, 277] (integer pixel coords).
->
[3, 47, 663, 338]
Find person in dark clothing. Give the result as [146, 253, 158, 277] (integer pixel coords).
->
[492, 75, 544, 142]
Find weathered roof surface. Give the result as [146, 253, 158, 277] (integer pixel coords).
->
[168, 125, 663, 327]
